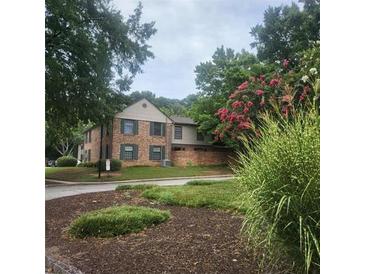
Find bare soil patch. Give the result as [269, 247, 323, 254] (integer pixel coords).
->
[46, 190, 260, 274]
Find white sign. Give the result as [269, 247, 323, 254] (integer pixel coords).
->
[106, 159, 111, 171]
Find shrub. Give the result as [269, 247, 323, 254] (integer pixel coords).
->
[98, 159, 122, 171]
[69, 206, 170, 238]
[77, 159, 121, 171]
[186, 180, 228, 186]
[115, 184, 157, 191]
[234, 109, 319, 273]
[77, 162, 97, 168]
[56, 156, 78, 167]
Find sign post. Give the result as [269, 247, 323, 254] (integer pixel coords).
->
[106, 159, 111, 177]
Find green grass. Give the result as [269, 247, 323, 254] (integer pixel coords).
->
[140, 179, 243, 212]
[45, 165, 232, 182]
[69, 206, 170, 238]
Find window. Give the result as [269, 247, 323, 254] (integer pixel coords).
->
[123, 120, 134, 134]
[174, 126, 182, 139]
[84, 133, 88, 143]
[124, 145, 134, 160]
[88, 149, 91, 161]
[173, 146, 185, 151]
[197, 132, 204, 141]
[88, 131, 91, 142]
[149, 145, 165, 160]
[150, 122, 165, 136]
[120, 144, 138, 160]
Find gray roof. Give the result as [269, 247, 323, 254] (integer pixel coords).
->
[170, 115, 197, 125]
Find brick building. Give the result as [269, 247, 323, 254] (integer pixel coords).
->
[80, 98, 232, 167]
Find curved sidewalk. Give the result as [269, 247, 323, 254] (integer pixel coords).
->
[45, 175, 233, 200]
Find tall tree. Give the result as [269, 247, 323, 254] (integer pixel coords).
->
[250, 0, 320, 62]
[189, 46, 269, 134]
[45, 0, 156, 144]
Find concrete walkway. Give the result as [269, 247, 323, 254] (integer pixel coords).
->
[45, 176, 233, 200]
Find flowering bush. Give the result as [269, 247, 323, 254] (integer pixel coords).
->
[213, 48, 320, 146]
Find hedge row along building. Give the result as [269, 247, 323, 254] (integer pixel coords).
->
[79, 98, 231, 167]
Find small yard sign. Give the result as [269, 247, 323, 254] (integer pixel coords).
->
[106, 159, 111, 171]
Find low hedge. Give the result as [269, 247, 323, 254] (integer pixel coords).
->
[56, 156, 78, 167]
[78, 159, 122, 171]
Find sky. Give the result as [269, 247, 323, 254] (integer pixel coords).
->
[114, 0, 298, 99]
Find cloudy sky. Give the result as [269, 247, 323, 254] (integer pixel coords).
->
[114, 0, 298, 99]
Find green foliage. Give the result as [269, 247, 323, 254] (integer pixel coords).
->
[46, 0, 156, 136]
[128, 91, 197, 116]
[234, 109, 320, 273]
[98, 159, 122, 171]
[77, 159, 121, 171]
[189, 47, 272, 136]
[115, 184, 157, 191]
[77, 162, 98, 168]
[250, 0, 320, 62]
[142, 180, 242, 211]
[69, 206, 170, 238]
[185, 180, 226, 186]
[56, 156, 78, 167]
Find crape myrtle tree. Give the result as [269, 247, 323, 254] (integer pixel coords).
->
[45, 0, 157, 149]
[189, 46, 272, 137]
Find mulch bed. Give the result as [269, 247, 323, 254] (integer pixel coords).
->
[46, 190, 261, 274]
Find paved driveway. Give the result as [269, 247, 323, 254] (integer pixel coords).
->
[45, 176, 233, 200]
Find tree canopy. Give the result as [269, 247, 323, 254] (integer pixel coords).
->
[128, 91, 197, 116]
[46, 0, 156, 141]
[189, 46, 271, 134]
[250, 0, 320, 62]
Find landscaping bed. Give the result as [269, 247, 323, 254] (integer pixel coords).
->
[46, 190, 260, 274]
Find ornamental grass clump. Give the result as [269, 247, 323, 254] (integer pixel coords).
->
[234, 108, 319, 273]
[69, 206, 170, 238]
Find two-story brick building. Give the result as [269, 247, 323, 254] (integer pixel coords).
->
[80, 98, 232, 167]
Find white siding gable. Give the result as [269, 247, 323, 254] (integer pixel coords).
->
[172, 124, 211, 145]
[115, 99, 172, 123]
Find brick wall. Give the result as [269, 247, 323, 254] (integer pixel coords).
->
[111, 118, 172, 167]
[83, 127, 111, 163]
[171, 145, 233, 166]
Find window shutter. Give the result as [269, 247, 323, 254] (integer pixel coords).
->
[120, 119, 124, 134]
[162, 123, 166, 136]
[150, 122, 154, 136]
[162, 146, 165, 160]
[134, 120, 139, 135]
[133, 145, 139, 160]
[120, 144, 125, 160]
[149, 145, 153, 160]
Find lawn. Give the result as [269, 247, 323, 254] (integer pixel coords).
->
[140, 179, 244, 212]
[45, 165, 232, 182]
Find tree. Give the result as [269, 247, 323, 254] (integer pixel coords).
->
[128, 91, 194, 116]
[45, 0, 156, 145]
[250, 0, 320, 62]
[46, 122, 90, 157]
[189, 46, 270, 135]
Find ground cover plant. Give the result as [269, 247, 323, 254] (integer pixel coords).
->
[69, 206, 170, 238]
[115, 184, 157, 191]
[234, 108, 320, 273]
[141, 179, 242, 212]
[45, 165, 232, 182]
